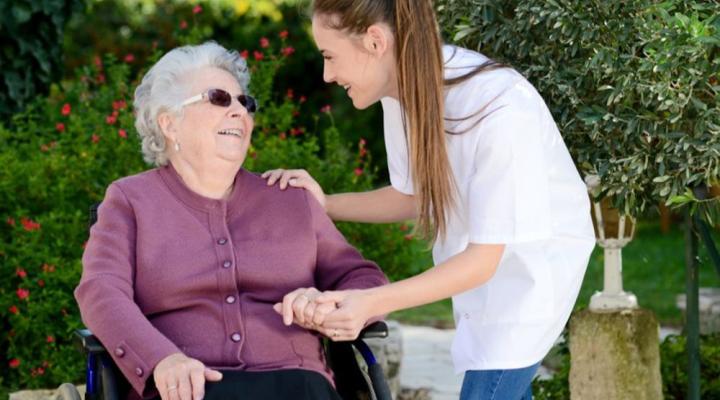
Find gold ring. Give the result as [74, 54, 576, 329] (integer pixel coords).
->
[332, 329, 339, 337]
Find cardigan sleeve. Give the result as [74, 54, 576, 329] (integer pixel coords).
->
[304, 191, 389, 293]
[75, 183, 181, 398]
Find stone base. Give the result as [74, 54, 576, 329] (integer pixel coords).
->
[569, 308, 662, 400]
[9, 385, 85, 400]
[676, 287, 720, 334]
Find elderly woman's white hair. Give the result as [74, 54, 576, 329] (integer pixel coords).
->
[133, 41, 250, 166]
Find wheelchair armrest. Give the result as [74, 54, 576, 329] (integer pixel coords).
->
[75, 329, 107, 354]
[358, 321, 388, 339]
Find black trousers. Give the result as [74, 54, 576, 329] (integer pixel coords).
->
[202, 369, 342, 400]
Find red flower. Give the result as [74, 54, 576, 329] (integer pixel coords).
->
[16, 268, 27, 278]
[320, 105, 332, 113]
[112, 110, 119, 117]
[112, 100, 127, 110]
[94, 55, 103, 69]
[9, 359, 20, 368]
[260, 37, 270, 48]
[16, 288, 29, 300]
[286, 88, 294, 99]
[46, 336, 54, 343]
[279, 132, 287, 140]
[281, 47, 295, 57]
[279, 30, 289, 39]
[106, 114, 117, 125]
[253, 51, 264, 61]
[37, 279, 45, 288]
[92, 134, 100, 144]
[61, 103, 71, 116]
[240, 50, 249, 59]
[179, 20, 188, 30]
[399, 224, 409, 232]
[118, 129, 128, 138]
[299, 96, 307, 104]
[359, 138, 367, 146]
[42, 264, 56, 273]
[8, 305, 19, 315]
[20, 217, 41, 232]
[354, 168, 363, 176]
[192, 4, 203, 14]
[56, 122, 65, 132]
[97, 73, 106, 84]
[359, 147, 367, 157]
[6, 217, 15, 226]
[36, 367, 45, 375]
[124, 54, 135, 63]
[404, 234, 413, 241]
[292, 110, 300, 117]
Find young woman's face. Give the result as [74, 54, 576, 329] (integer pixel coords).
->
[311, 15, 397, 109]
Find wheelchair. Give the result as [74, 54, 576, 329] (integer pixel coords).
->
[57, 204, 392, 400]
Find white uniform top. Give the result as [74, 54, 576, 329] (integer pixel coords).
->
[381, 45, 596, 371]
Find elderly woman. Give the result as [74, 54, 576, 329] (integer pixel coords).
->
[74, 42, 388, 400]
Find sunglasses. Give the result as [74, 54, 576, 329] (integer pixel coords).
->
[181, 88, 258, 113]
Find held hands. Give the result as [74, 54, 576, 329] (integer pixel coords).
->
[261, 169, 326, 210]
[153, 353, 222, 400]
[273, 288, 375, 342]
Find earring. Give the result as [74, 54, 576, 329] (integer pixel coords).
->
[174, 141, 181, 152]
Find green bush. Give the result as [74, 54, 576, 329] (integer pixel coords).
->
[660, 333, 720, 399]
[0, 20, 426, 396]
[437, 0, 720, 219]
[0, 0, 84, 119]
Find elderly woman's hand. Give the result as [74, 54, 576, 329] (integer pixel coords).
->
[261, 169, 327, 210]
[273, 287, 337, 329]
[313, 289, 376, 342]
[153, 353, 222, 400]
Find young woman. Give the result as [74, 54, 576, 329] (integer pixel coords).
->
[264, 1, 595, 398]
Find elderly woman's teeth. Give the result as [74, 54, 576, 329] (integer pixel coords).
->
[218, 128, 244, 137]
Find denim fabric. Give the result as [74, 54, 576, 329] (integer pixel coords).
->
[459, 362, 541, 400]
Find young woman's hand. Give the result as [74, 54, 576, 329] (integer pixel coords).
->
[153, 352, 222, 400]
[273, 287, 337, 329]
[261, 169, 326, 210]
[314, 289, 376, 341]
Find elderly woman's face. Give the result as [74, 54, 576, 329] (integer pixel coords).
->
[172, 67, 254, 168]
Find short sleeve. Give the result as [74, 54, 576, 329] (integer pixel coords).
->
[381, 97, 414, 195]
[466, 98, 553, 244]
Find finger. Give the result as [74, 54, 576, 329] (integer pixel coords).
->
[302, 301, 318, 325]
[273, 302, 282, 314]
[167, 376, 180, 400]
[315, 291, 345, 304]
[177, 370, 193, 400]
[205, 368, 223, 382]
[292, 293, 311, 325]
[312, 302, 336, 326]
[260, 170, 273, 179]
[282, 290, 303, 326]
[278, 170, 299, 190]
[266, 170, 283, 185]
[189, 364, 205, 400]
[155, 376, 168, 400]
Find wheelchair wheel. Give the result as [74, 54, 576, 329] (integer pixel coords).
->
[56, 383, 82, 400]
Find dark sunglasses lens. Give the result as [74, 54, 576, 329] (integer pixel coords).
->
[238, 95, 257, 113]
[207, 89, 232, 107]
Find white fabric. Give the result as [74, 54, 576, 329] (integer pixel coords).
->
[381, 45, 595, 371]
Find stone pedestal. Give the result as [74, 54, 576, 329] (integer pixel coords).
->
[364, 320, 403, 399]
[569, 308, 662, 400]
[676, 287, 720, 334]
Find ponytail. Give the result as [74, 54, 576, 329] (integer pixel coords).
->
[312, 0, 456, 243]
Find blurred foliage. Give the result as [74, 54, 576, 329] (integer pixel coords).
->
[0, 0, 84, 119]
[437, 0, 720, 222]
[0, 9, 426, 393]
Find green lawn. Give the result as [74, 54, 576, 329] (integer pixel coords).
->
[390, 221, 720, 327]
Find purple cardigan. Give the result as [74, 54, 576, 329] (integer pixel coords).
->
[75, 164, 388, 398]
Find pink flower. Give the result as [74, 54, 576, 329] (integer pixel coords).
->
[404, 234, 413, 241]
[192, 4, 203, 14]
[320, 105, 332, 113]
[9, 359, 20, 368]
[112, 100, 127, 110]
[56, 122, 65, 132]
[97, 73, 106, 84]
[106, 115, 117, 125]
[61, 103, 71, 116]
[8, 305, 19, 315]
[94, 56, 103, 69]
[359, 138, 367, 146]
[124, 54, 135, 63]
[118, 129, 128, 138]
[46, 336, 54, 343]
[240, 50, 249, 59]
[37, 279, 45, 288]
[260, 37, 270, 48]
[299, 95, 307, 104]
[179, 20, 188, 30]
[20, 217, 41, 232]
[253, 51, 264, 61]
[16, 288, 29, 300]
[16, 268, 27, 278]
[36, 367, 45, 375]
[354, 168, 363, 176]
[91, 134, 100, 144]
[281, 47, 295, 57]
[279, 30, 289, 39]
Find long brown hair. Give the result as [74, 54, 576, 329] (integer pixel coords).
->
[311, 0, 496, 243]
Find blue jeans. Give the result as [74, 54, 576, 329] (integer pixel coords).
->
[459, 362, 540, 400]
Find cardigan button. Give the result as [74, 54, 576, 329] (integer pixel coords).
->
[135, 367, 144, 377]
[231, 333, 241, 342]
[114, 347, 125, 357]
[226, 295, 236, 304]
[217, 238, 228, 245]
[223, 260, 232, 268]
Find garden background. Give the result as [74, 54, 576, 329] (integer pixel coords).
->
[1, 0, 718, 399]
